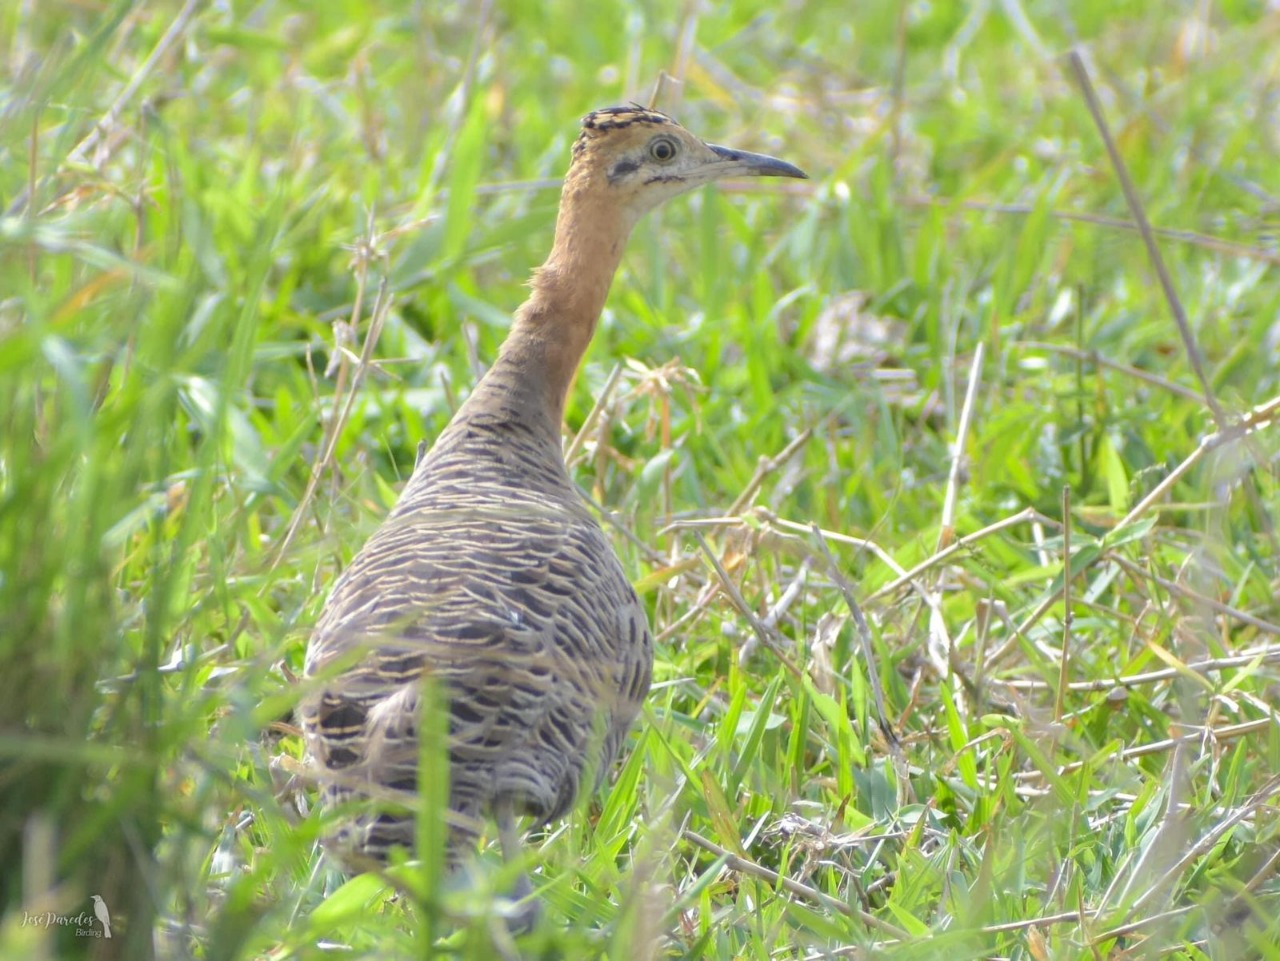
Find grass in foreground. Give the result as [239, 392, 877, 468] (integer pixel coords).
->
[1, 1, 1278, 959]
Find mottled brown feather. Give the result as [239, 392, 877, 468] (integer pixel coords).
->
[301, 106, 804, 874]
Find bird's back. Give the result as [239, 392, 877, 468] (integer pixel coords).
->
[301, 368, 653, 865]
[300, 104, 802, 883]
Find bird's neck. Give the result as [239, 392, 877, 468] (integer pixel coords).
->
[481, 180, 637, 428]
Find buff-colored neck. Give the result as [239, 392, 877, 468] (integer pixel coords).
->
[476, 173, 638, 430]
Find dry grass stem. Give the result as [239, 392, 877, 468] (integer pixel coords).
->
[1067, 49, 1226, 429]
[1118, 391, 1280, 530]
[273, 216, 392, 570]
[680, 828, 908, 938]
[811, 524, 900, 751]
[1055, 484, 1073, 723]
[938, 342, 984, 550]
[564, 362, 625, 468]
[66, 0, 201, 173]
[1018, 341, 1209, 404]
[1009, 716, 1277, 783]
[1003, 644, 1280, 692]
[866, 508, 1058, 603]
[693, 533, 804, 681]
[727, 430, 814, 517]
[905, 196, 1280, 267]
[1109, 554, 1280, 638]
[737, 558, 809, 666]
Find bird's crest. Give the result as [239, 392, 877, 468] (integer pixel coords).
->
[572, 105, 677, 161]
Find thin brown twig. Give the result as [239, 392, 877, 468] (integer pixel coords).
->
[672, 512, 954, 700]
[330, 276, 395, 460]
[890, 2, 908, 184]
[1229, 839, 1280, 915]
[903, 196, 1280, 267]
[980, 395, 1280, 669]
[1066, 49, 1227, 430]
[1065, 49, 1279, 556]
[1088, 904, 1201, 949]
[8, 2, 194, 220]
[653, 589, 714, 644]
[1017, 341, 1207, 404]
[1008, 513, 1280, 670]
[577, 485, 669, 568]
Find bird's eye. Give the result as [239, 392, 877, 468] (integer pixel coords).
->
[649, 137, 678, 163]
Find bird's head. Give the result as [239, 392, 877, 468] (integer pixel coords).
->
[517, 104, 806, 400]
[566, 105, 807, 221]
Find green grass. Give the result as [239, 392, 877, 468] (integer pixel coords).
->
[3, 1, 1279, 958]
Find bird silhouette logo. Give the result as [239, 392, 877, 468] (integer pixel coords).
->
[90, 895, 112, 939]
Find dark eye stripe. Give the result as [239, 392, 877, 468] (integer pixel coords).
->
[608, 159, 640, 184]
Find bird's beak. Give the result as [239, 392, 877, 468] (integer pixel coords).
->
[706, 143, 808, 180]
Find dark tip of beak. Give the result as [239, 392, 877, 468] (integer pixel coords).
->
[708, 143, 808, 180]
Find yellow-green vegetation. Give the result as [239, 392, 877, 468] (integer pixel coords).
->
[2, 2, 1278, 959]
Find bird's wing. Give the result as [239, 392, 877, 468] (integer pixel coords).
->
[301, 502, 648, 791]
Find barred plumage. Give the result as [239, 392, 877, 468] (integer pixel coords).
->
[300, 106, 805, 911]
[305, 403, 651, 862]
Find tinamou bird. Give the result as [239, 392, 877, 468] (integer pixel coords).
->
[301, 106, 805, 915]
